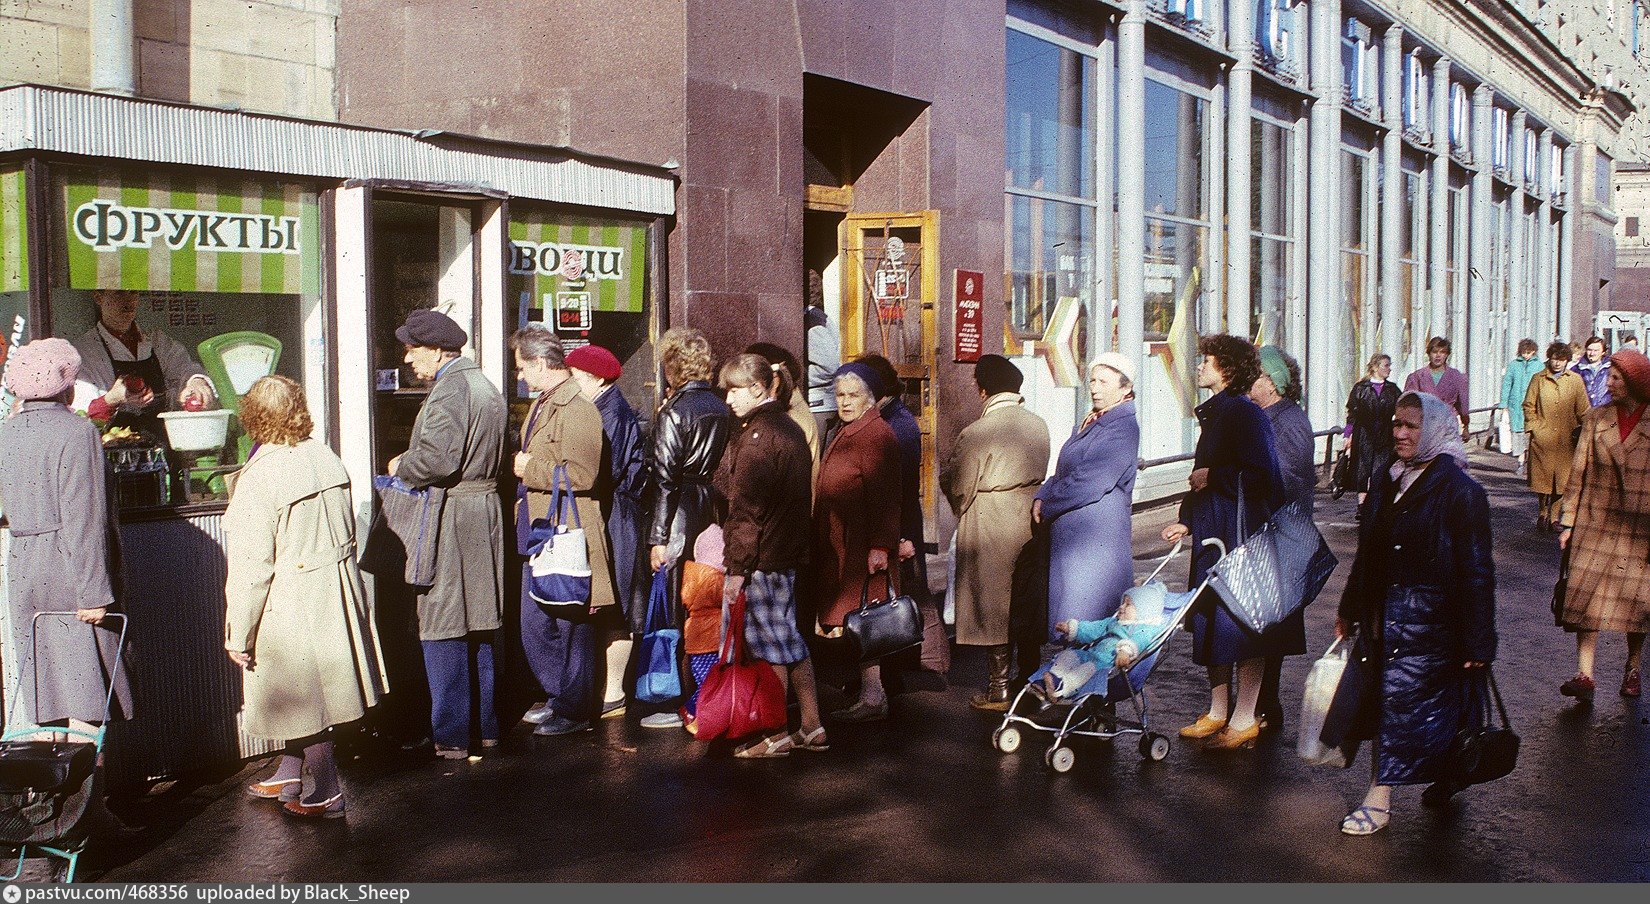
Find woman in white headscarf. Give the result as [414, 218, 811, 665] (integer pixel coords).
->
[1323, 391, 1497, 836]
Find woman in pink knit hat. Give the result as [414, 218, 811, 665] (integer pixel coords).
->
[0, 337, 133, 731]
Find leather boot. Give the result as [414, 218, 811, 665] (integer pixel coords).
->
[970, 644, 1013, 711]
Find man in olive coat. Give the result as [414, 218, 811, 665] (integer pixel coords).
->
[389, 309, 508, 759]
[941, 355, 1051, 710]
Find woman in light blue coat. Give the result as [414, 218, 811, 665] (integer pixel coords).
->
[1500, 338, 1543, 463]
[1033, 353, 1141, 638]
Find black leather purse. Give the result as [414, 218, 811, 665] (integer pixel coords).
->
[843, 571, 923, 662]
[1448, 668, 1519, 787]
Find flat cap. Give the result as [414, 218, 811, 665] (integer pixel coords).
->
[395, 309, 467, 350]
[974, 354, 1024, 395]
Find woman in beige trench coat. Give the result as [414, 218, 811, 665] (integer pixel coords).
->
[941, 355, 1050, 711]
[1523, 341, 1591, 531]
[1556, 350, 1650, 703]
[226, 376, 387, 820]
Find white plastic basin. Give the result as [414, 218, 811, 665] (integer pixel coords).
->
[158, 409, 232, 452]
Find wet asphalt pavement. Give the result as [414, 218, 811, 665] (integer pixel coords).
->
[74, 451, 1650, 881]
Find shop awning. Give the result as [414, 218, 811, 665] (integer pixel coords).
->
[0, 85, 675, 216]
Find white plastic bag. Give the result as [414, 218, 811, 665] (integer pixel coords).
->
[1496, 407, 1514, 456]
[1297, 638, 1349, 766]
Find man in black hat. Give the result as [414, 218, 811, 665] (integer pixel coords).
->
[387, 308, 508, 759]
[940, 354, 1050, 710]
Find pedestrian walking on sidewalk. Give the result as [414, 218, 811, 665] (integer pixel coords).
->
[1324, 391, 1496, 835]
[1343, 354, 1400, 507]
[1161, 335, 1286, 751]
[1572, 337, 1612, 408]
[942, 355, 1050, 711]
[1523, 342, 1589, 532]
[1555, 348, 1650, 702]
[1403, 337, 1469, 437]
[714, 353, 828, 757]
[225, 377, 387, 820]
[1250, 346, 1314, 734]
[1500, 339, 1543, 469]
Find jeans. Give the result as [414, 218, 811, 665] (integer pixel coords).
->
[421, 634, 498, 749]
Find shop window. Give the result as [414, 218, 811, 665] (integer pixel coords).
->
[1250, 115, 1296, 349]
[44, 164, 325, 508]
[1006, 27, 1096, 200]
[507, 205, 654, 416]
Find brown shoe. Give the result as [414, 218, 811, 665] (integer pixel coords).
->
[1178, 714, 1227, 738]
[1205, 722, 1261, 750]
[246, 778, 300, 802]
[969, 692, 1010, 712]
[281, 793, 344, 820]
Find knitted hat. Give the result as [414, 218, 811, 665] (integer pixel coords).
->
[974, 354, 1024, 395]
[692, 524, 725, 572]
[3, 338, 81, 401]
[1089, 351, 1136, 385]
[565, 344, 622, 381]
[833, 361, 883, 398]
[1258, 345, 1292, 395]
[1611, 348, 1650, 402]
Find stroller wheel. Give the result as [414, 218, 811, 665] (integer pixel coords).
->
[993, 725, 1022, 754]
[1141, 732, 1171, 761]
[1046, 744, 1077, 773]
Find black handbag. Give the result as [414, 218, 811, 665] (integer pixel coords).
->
[1448, 668, 1519, 787]
[843, 571, 923, 662]
[1330, 451, 1351, 500]
[0, 740, 98, 845]
[1551, 546, 1571, 629]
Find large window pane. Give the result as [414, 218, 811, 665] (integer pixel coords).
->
[1251, 235, 1291, 347]
[1143, 79, 1206, 220]
[1007, 193, 1095, 343]
[1251, 118, 1293, 236]
[1007, 29, 1096, 198]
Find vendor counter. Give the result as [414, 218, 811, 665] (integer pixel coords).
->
[0, 503, 281, 790]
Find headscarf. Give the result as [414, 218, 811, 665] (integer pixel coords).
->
[832, 361, 882, 398]
[1610, 348, 1650, 402]
[1257, 346, 1292, 396]
[1389, 391, 1466, 491]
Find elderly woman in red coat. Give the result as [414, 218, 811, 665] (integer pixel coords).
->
[812, 361, 902, 723]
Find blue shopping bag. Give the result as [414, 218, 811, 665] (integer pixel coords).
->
[635, 569, 682, 703]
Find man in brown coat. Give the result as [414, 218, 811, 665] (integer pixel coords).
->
[1523, 341, 1590, 531]
[942, 355, 1051, 710]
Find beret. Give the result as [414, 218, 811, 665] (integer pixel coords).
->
[3, 338, 81, 401]
[395, 309, 467, 350]
[566, 344, 622, 381]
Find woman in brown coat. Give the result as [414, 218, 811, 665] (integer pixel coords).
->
[1556, 349, 1650, 702]
[1523, 341, 1590, 531]
[812, 362, 901, 722]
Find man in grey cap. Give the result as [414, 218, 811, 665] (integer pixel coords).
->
[388, 308, 508, 758]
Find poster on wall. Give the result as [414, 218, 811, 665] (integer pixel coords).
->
[63, 172, 320, 295]
[954, 269, 983, 363]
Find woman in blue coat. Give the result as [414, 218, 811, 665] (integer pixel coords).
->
[1162, 335, 1289, 751]
[1034, 352, 1140, 638]
[1324, 391, 1496, 836]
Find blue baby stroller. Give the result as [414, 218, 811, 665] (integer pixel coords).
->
[990, 538, 1224, 773]
[0, 612, 129, 883]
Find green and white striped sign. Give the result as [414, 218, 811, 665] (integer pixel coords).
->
[508, 211, 647, 315]
[1, 168, 26, 293]
[64, 171, 319, 295]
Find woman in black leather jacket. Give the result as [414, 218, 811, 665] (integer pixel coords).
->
[1325, 391, 1496, 836]
[640, 328, 731, 728]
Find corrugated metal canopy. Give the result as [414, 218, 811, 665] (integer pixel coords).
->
[0, 85, 675, 216]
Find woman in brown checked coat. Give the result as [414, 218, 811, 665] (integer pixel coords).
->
[1555, 349, 1650, 702]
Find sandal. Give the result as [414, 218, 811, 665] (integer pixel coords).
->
[1339, 804, 1391, 836]
[793, 726, 829, 752]
[734, 732, 794, 759]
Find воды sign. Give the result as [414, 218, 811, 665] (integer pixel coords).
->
[954, 269, 983, 363]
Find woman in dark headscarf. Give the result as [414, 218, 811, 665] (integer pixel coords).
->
[1325, 391, 1496, 836]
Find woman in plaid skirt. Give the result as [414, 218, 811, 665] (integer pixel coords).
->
[1556, 348, 1650, 702]
[713, 352, 828, 757]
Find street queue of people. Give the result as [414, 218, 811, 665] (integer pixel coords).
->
[9, 313, 1648, 838]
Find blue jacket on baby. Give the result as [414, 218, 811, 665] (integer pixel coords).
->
[1067, 616, 1163, 675]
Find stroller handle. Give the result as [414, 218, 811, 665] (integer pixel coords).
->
[1201, 537, 1227, 560]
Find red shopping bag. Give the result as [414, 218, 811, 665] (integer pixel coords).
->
[694, 592, 786, 742]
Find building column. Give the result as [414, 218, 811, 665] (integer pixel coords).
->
[1428, 56, 1451, 369]
[1226, 0, 1255, 338]
[1094, 31, 1117, 354]
[90, 0, 136, 96]
[1469, 85, 1493, 412]
[1537, 128, 1556, 341]
[1306, 0, 1344, 429]
[1508, 110, 1528, 355]
[1560, 144, 1577, 340]
[1117, 2, 1147, 378]
[1378, 24, 1403, 361]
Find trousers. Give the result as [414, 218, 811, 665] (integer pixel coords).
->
[520, 581, 596, 722]
[421, 633, 498, 749]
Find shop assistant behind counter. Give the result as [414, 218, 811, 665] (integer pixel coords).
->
[70, 289, 217, 426]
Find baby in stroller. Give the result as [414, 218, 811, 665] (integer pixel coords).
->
[1032, 582, 1169, 703]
